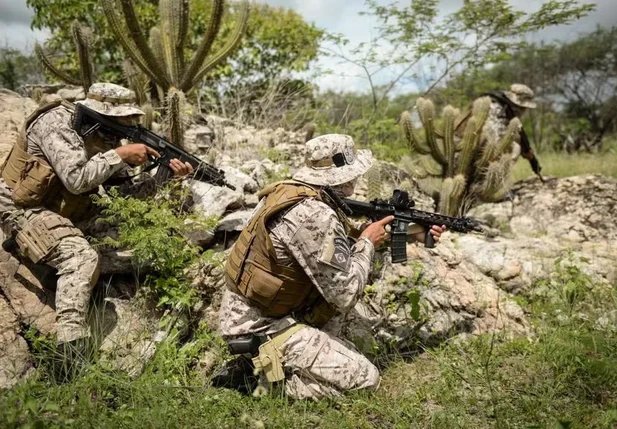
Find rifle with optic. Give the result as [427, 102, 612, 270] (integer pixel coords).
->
[324, 188, 484, 263]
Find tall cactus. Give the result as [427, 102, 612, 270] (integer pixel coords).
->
[101, 0, 250, 147]
[35, 21, 94, 95]
[401, 96, 518, 216]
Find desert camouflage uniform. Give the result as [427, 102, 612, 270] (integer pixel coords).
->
[481, 84, 537, 163]
[482, 100, 522, 161]
[219, 197, 380, 400]
[0, 96, 154, 344]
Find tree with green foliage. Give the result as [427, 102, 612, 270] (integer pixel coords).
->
[324, 0, 595, 145]
[0, 47, 45, 91]
[26, 0, 323, 96]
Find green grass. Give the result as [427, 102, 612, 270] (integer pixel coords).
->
[2, 254, 616, 428]
[512, 151, 617, 182]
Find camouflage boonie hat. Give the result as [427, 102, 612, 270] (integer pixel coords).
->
[75, 83, 145, 117]
[504, 84, 537, 109]
[293, 134, 373, 187]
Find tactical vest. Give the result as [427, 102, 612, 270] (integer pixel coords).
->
[225, 181, 337, 328]
[1, 100, 97, 222]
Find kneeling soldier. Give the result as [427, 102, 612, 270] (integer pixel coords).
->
[218, 134, 445, 400]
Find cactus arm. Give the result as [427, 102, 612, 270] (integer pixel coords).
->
[142, 102, 154, 130]
[101, 0, 168, 89]
[72, 22, 94, 93]
[180, 0, 225, 91]
[442, 106, 457, 177]
[177, 0, 190, 54]
[366, 165, 382, 201]
[123, 59, 149, 106]
[457, 117, 477, 176]
[35, 43, 81, 86]
[497, 118, 521, 155]
[184, 0, 249, 91]
[472, 97, 491, 132]
[417, 98, 448, 166]
[401, 111, 431, 154]
[439, 178, 454, 216]
[149, 27, 165, 66]
[478, 158, 509, 200]
[118, 0, 171, 88]
[160, 0, 188, 85]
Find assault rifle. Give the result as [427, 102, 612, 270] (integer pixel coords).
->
[72, 103, 234, 189]
[324, 188, 483, 263]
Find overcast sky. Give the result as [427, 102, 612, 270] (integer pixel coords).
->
[1, 0, 615, 91]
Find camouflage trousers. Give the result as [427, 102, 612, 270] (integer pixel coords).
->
[0, 180, 100, 344]
[279, 325, 380, 400]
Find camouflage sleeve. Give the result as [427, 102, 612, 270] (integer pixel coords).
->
[30, 108, 127, 195]
[272, 199, 375, 313]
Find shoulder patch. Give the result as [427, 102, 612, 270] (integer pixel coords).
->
[319, 236, 351, 272]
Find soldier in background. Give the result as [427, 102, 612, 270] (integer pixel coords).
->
[217, 134, 446, 400]
[479, 83, 543, 180]
[0, 83, 193, 375]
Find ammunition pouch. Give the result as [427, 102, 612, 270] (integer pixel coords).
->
[16, 213, 83, 264]
[2, 143, 59, 208]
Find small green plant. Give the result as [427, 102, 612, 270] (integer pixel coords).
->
[93, 184, 219, 312]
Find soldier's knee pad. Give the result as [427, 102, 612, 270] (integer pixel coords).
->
[15, 213, 83, 264]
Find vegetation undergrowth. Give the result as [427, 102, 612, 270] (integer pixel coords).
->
[2, 250, 615, 428]
[92, 183, 219, 312]
[512, 148, 617, 182]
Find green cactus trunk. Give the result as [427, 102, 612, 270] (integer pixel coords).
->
[71, 22, 94, 94]
[366, 165, 382, 201]
[167, 89, 185, 147]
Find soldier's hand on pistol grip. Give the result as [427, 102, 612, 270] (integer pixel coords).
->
[115, 144, 160, 166]
[359, 215, 394, 247]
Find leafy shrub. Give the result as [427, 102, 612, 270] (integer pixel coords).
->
[93, 184, 219, 311]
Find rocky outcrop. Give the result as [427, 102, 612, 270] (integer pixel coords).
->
[0, 89, 38, 165]
[0, 295, 31, 388]
[462, 175, 617, 292]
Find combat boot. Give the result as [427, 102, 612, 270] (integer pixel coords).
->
[211, 356, 259, 395]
